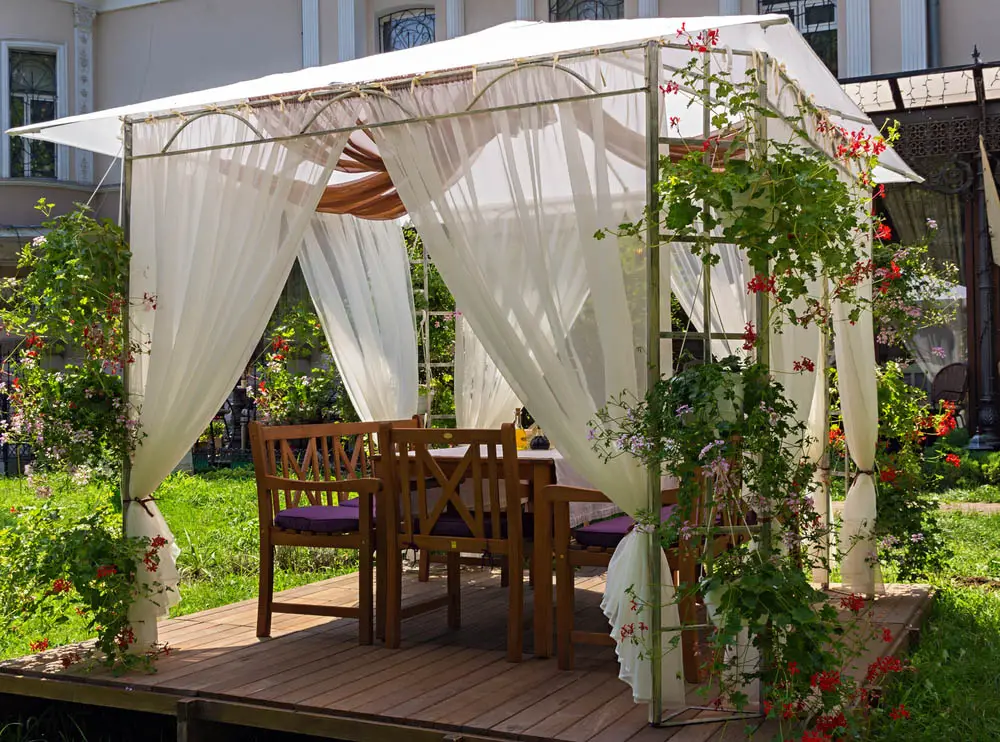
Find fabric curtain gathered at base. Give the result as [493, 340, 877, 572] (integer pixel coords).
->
[455, 316, 520, 429]
[299, 213, 418, 422]
[126, 106, 352, 646]
[368, 51, 685, 705]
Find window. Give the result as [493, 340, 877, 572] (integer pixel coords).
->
[379, 8, 436, 53]
[759, 0, 838, 76]
[8, 50, 57, 178]
[550, 0, 624, 22]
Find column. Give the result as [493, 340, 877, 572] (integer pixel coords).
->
[338, 0, 356, 62]
[900, 0, 928, 71]
[302, 0, 320, 68]
[718, 0, 741, 14]
[843, 0, 872, 77]
[638, 0, 658, 17]
[446, 0, 465, 38]
[515, 0, 534, 21]
[73, 4, 95, 184]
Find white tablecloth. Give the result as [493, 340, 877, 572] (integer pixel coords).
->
[427, 445, 621, 526]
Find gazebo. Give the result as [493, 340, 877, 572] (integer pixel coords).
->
[9, 14, 919, 723]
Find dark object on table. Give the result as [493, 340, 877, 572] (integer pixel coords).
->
[530, 434, 550, 450]
[519, 407, 534, 429]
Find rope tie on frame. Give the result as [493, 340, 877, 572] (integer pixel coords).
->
[123, 495, 157, 517]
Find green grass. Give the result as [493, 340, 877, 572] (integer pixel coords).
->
[873, 510, 1000, 741]
[0, 469, 356, 659]
[937, 484, 1000, 503]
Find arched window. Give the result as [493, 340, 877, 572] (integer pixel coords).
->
[380, 8, 436, 53]
[550, 0, 624, 22]
[758, 0, 838, 76]
[8, 49, 57, 178]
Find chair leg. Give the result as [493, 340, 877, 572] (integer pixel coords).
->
[500, 557, 510, 587]
[556, 553, 575, 670]
[507, 539, 524, 663]
[358, 540, 374, 646]
[678, 544, 701, 683]
[447, 551, 462, 629]
[375, 530, 386, 642]
[257, 539, 274, 638]
[418, 549, 431, 582]
[385, 539, 403, 649]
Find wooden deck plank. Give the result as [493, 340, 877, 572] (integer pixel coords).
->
[491, 670, 620, 735]
[553, 688, 640, 742]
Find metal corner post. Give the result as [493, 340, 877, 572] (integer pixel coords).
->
[120, 118, 133, 535]
[644, 39, 663, 726]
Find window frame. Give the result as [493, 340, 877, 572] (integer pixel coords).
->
[549, 0, 625, 22]
[0, 40, 69, 181]
[757, 0, 839, 75]
[378, 7, 437, 54]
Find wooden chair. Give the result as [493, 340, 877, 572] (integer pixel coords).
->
[931, 362, 968, 426]
[540, 484, 731, 683]
[249, 418, 419, 643]
[379, 423, 527, 662]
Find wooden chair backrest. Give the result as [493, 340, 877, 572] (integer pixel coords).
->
[249, 417, 419, 515]
[380, 424, 521, 542]
[931, 362, 968, 407]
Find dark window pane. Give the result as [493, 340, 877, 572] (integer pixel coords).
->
[550, 0, 624, 21]
[30, 98, 54, 123]
[9, 97, 24, 127]
[28, 141, 56, 178]
[9, 51, 56, 96]
[804, 4, 835, 26]
[804, 30, 838, 76]
[10, 137, 24, 178]
[380, 8, 435, 52]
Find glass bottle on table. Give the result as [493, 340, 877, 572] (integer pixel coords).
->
[514, 407, 528, 450]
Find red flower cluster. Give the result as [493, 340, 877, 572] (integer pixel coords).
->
[96, 564, 118, 579]
[24, 333, 44, 350]
[792, 356, 816, 373]
[659, 81, 680, 95]
[833, 128, 888, 162]
[742, 321, 757, 351]
[675, 23, 720, 52]
[668, 115, 680, 128]
[813, 711, 847, 735]
[116, 626, 136, 651]
[875, 223, 893, 241]
[787, 660, 800, 676]
[800, 732, 832, 742]
[938, 404, 958, 437]
[883, 627, 893, 643]
[746, 274, 777, 295]
[150, 535, 168, 549]
[829, 426, 845, 446]
[29, 638, 49, 653]
[945, 453, 962, 468]
[809, 670, 841, 693]
[840, 593, 866, 614]
[879, 467, 898, 483]
[889, 703, 911, 721]
[866, 654, 905, 683]
[50, 578, 72, 594]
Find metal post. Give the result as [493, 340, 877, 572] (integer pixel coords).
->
[644, 39, 664, 726]
[120, 119, 133, 535]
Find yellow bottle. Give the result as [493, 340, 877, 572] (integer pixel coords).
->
[514, 408, 528, 450]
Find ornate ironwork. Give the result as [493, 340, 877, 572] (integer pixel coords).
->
[922, 156, 976, 195]
[379, 8, 435, 53]
[549, 0, 623, 21]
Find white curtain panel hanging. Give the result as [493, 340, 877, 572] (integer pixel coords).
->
[832, 227, 882, 596]
[126, 107, 351, 647]
[299, 213, 419, 422]
[455, 315, 520, 429]
[367, 52, 685, 705]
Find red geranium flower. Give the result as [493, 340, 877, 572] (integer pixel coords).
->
[96, 565, 118, 579]
[889, 703, 911, 720]
[875, 223, 892, 241]
[810, 670, 841, 693]
[945, 453, 961, 468]
[883, 627, 893, 643]
[29, 638, 49, 653]
[840, 593, 866, 613]
[879, 467, 898, 483]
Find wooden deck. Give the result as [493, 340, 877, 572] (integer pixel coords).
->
[0, 568, 932, 742]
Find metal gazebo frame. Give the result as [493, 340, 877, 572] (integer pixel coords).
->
[115, 35, 883, 726]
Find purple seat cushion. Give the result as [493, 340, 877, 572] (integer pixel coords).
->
[572, 505, 675, 550]
[425, 510, 534, 540]
[274, 505, 360, 533]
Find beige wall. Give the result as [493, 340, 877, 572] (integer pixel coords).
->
[871, 0, 903, 76]
[467, 0, 516, 35]
[939, 0, 1000, 67]
[93, 0, 302, 108]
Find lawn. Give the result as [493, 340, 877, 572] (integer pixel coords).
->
[0, 469, 356, 659]
[872, 507, 1000, 741]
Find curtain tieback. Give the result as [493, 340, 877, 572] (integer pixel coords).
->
[124, 495, 157, 517]
[850, 469, 874, 485]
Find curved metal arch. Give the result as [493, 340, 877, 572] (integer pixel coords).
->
[297, 86, 418, 137]
[159, 110, 267, 154]
[464, 62, 599, 112]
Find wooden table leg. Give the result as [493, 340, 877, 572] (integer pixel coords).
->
[532, 462, 553, 659]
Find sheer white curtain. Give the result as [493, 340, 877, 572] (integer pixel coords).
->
[127, 107, 350, 646]
[368, 54, 685, 704]
[299, 213, 418, 421]
[455, 316, 520, 428]
[833, 227, 882, 595]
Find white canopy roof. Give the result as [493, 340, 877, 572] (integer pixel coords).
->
[7, 15, 918, 182]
